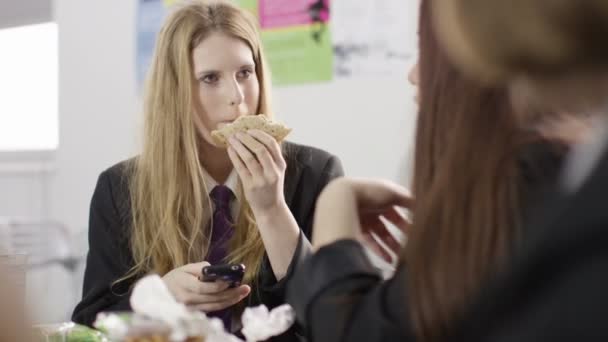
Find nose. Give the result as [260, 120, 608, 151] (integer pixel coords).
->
[227, 77, 245, 107]
[408, 61, 420, 87]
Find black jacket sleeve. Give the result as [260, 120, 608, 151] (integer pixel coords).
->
[287, 240, 415, 342]
[71, 169, 135, 326]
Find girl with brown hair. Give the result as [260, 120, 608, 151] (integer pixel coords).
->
[427, 0, 608, 340]
[287, 0, 584, 341]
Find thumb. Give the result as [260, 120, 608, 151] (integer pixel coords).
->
[239, 285, 252, 296]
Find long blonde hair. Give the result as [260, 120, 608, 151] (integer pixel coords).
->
[124, 0, 273, 287]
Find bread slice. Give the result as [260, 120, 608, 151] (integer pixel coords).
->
[211, 114, 291, 148]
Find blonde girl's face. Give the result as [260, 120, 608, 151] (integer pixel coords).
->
[191, 31, 260, 147]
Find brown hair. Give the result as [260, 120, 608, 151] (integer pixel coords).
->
[432, 0, 608, 82]
[404, 1, 580, 340]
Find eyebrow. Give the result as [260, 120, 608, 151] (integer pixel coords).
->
[195, 69, 218, 79]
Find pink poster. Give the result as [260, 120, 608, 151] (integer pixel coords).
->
[259, 0, 330, 29]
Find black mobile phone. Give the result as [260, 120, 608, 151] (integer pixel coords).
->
[200, 263, 246, 288]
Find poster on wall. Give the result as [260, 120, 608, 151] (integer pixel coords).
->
[137, 0, 416, 87]
[136, 0, 333, 87]
[259, 0, 333, 85]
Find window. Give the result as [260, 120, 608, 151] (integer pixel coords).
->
[0, 22, 58, 151]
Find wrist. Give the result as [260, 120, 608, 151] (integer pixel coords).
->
[312, 187, 360, 249]
[254, 201, 290, 223]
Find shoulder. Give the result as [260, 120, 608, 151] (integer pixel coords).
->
[517, 140, 569, 223]
[281, 142, 344, 207]
[518, 140, 568, 199]
[92, 158, 136, 224]
[283, 141, 343, 176]
[101, 158, 135, 185]
[519, 140, 568, 181]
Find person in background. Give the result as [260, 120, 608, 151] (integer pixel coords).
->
[286, 0, 588, 340]
[72, 1, 343, 340]
[427, 0, 608, 340]
[0, 262, 32, 342]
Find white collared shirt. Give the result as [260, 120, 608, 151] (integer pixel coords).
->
[201, 168, 241, 220]
[561, 117, 608, 193]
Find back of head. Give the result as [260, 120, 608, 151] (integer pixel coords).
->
[433, 0, 608, 80]
[406, 1, 594, 340]
[432, 0, 608, 109]
[410, 0, 596, 339]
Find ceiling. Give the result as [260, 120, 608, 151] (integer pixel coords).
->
[0, 0, 53, 30]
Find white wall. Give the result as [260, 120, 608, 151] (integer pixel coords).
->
[0, 169, 51, 219]
[51, 0, 141, 233]
[274, 78, 416, 183]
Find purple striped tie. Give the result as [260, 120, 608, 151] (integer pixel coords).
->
[207, 185, 235, 330]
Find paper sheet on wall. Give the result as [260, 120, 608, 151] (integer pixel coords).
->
[331, 0, 418, 78]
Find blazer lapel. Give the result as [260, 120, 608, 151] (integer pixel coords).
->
[282, 141, 303, 208]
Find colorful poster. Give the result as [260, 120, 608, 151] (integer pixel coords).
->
[137, 0, 416, 86]
[259, 0, 332, 85]
[137, 0, 333, 87]
[262, 25, 333, 85]
[259, 0, 329, 29]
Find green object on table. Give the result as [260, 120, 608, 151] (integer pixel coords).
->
[33, 323, 108, 342]
[65, 325, 107, 342]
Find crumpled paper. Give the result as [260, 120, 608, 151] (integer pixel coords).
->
[129, 275, 191, 331]
[93, 313, 129, 341]
[124, 274, 295, 342]
[241, 304, 296, 342]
